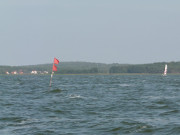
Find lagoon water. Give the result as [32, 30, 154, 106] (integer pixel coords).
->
[0, 75, 180, 135]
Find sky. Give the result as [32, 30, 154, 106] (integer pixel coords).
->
[0, 0, 180, 66]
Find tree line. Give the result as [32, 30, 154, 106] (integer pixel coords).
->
[1, 61, 180, 74]
[109, 62, 180, 74]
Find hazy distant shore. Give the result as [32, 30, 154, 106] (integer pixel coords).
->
[1, 61, 180, 75]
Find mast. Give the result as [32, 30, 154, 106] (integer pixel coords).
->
[49, 58, 59, 87]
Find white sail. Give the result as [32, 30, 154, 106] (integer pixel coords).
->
[163, 64, 167, 76]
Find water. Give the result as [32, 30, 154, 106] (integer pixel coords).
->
[0, 75, 180, 135]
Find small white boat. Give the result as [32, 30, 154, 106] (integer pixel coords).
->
[162, 64, 167, 76]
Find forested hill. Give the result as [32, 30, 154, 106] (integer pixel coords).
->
[109, 62, 180, 74]
[0, 62, 113, 74]
[1, 61, 180, 74]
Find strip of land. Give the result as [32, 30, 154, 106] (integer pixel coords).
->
[1, 61, 180, 75]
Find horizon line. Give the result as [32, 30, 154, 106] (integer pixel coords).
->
[0, 60, 178, 67]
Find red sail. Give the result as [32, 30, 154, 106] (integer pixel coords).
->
[52, 64, 57, 71]
[54, 58, 59, 65]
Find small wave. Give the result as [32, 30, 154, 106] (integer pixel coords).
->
[109, 122, 153, 134]
[135, 125, 154, 133]
[50, 89, 62, 93]
[119, 84, 131, 87]
[143, 96, 162, 100]
[54, 109, 63, 114]
[110, 126, 123, 131]
[0, 117, 25, 123]
[68, 94, 82, 99]
[160, 109, 179, 116]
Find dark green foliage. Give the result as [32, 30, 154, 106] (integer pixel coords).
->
[109, 62, 180, 74]
[0, 62, 109, 74]
[1, 61, 180, 74]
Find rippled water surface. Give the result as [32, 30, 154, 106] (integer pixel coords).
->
[0, 75, 180, 135]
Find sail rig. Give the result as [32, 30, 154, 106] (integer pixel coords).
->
[163, 64, 167, 76]
[49, 58, 59, 87]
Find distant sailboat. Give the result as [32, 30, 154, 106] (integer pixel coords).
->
[162, 64, 167, 76]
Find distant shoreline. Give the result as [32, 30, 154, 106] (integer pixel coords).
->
[1, 61, 180, 75]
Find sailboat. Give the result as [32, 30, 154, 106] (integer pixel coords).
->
[162, 64, 167, 76]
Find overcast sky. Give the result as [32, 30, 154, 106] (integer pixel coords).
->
[0, 0, 180, 65]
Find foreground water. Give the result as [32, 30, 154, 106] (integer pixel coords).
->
[0, 75, 180, 135]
